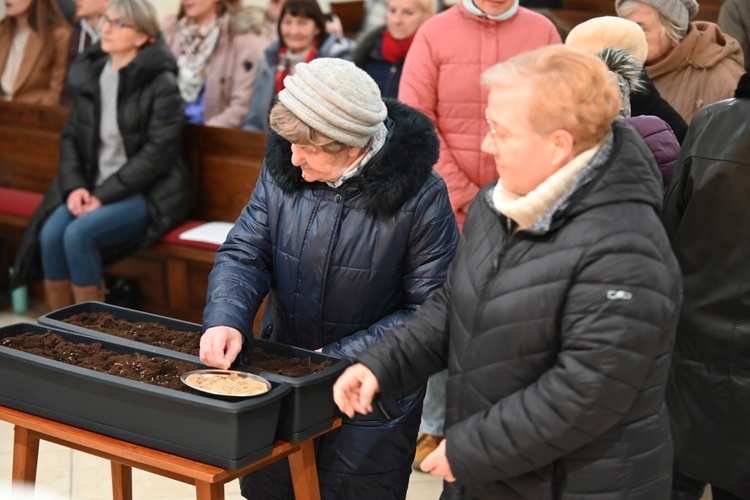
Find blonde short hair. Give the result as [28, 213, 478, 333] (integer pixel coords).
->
[108, 0, 160, 39]
[481, 45, 620, 154]
[617, 0, 686, 44]
[269, 102, 348, 154]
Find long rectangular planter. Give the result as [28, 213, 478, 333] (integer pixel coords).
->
[0, 322, 291, 469]
[39, 303, 348, 442]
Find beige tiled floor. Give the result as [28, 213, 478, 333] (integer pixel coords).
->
[0, 303, 443, 499]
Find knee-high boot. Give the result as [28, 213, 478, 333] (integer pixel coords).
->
[44, 279, 74, 311]
[72, 282, 106, 304]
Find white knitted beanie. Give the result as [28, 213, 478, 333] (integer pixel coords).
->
[615, 0, 698, 32]
[277, 58, 387, 147]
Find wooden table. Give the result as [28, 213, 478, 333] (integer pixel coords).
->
[0, 405, 341, 500]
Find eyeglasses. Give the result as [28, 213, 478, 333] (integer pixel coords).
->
[485, 108, 504, 149]
[101, 14, 133, 31]
[485, 108, 536, 149]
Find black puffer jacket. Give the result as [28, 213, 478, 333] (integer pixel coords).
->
[360, 121, 683, 499]
[661, 74, 750, 499]
[203, 99, 458, 497]
[10, 37, 190, 289]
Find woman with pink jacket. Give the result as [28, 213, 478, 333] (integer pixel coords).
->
[162, 0, 272, 128]
[399, 0, 560, 230]
[399, 0, 561, 471]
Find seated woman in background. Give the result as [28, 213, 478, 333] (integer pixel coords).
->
[242, 0, 355, 131]
[266, 0, 345, 37]
[0, 0, 71, 104]
[61, 0, 107, 106]
[162, 0, 272, 129]
[352, 0, 434, 99]
[10, 0, 190, 309]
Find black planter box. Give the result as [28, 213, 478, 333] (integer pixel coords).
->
[38, 301, 202, 361]
[0, 323, 291, 469]
[238, 338, 347, 442]
[40, 302, 348, 442]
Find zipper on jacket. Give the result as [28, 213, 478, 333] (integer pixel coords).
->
[460, 216, 521, 419]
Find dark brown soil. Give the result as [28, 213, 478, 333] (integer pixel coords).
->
[247, 347, 332, 377]
[64, 312, 200, 354]
[63, 312, 332, 377]
[1, 331, 200, 392]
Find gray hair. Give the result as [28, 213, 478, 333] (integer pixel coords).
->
[107, 0, 160, 39]
[616, 0, 687, 44]
[270, 102, 348, 154]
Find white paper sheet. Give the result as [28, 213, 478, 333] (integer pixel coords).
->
[178, 222, 234, 246]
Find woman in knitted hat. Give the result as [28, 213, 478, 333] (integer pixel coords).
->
[161, 0, 273, 128]
[616, 0, 744, 122]
[201, 57, 458, 499]
[241, 0, 356, 132]
[334, 44, 682, 499]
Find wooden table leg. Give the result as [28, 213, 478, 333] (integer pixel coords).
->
[11, 426, 39, 484]
[111, 462, 133, 500]
[195, 480, 225, 500]
[288, 440, 320, 500]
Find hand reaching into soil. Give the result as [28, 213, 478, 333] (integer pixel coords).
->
[200, 326, 244, 370]
[333, 363, 380, 418]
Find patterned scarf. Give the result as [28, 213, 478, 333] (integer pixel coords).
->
[177, 15, 221, 103]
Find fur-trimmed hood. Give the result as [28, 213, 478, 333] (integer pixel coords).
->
[263, 98, 439, 219]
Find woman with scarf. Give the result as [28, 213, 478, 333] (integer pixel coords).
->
[334, 44, 682, 499]
[242, 0, 355, 132]
[202, 58, 457, 498]
[351, 0, 434, 99]
[162, 0, 272, 128]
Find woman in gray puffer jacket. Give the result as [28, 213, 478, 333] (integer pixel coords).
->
[335, 45, 683, 499]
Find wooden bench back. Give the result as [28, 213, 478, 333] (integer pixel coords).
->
[0, 102, 65, 194]
[0, 102, 267, 223]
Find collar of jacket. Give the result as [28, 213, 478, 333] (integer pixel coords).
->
[66, 34, 178, 97]
[486, 120, 664, 234]
[647, 21, 743, 78]
[264, 98, 439, 220]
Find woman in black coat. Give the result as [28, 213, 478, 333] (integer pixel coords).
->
[662, 73, 750, 500]
[335, 45, 683, 499]
[11, 0, 190, 308]
[200, 58, 458, 499]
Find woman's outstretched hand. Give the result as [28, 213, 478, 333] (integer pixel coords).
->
[200, 326, 243, 370]
[332, 363, 380, 418]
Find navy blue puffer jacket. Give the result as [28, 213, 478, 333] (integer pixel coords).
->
[203, 99, 458, 499]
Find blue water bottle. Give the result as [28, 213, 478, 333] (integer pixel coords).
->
[9, 267, 28, 314]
